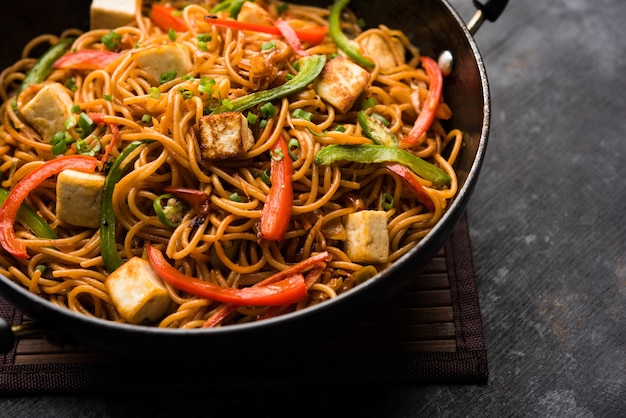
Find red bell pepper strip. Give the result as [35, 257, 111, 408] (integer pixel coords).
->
[399, 56, 443, 148]
[0, 156, 99, 259]
[147, 244, 308, 306]
[87, 112, 120, 166]
[0, 189, 57, 240]
[150, 4, 188, 32]
[383, 162, 435, 212]
[202, 250, 330, 327]
[87, 112, 105, 124]
[53, 50, 121, 71]
[274, 18, 307, 56]
[257, 251, 330, 287]
[162, 186, 210, 220]
[260, 137, 293, 241]
[205, 16, 328, 45]
[258, 264, 325, 321]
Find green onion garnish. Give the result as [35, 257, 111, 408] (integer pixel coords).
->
[381, 192, 394, 210]
[246, 112, 258, 125]
[261, 40, 277, 51]
[260, 102, 276, 119]
[150, 87, 161, 98]
[288, 137, 301, 161]
[159, 69, 177, 84]
[362, 97, 376, 109]
[261, 169, 271, 186]
[292, 108, 313, 121]
[101, 31, 121, 50]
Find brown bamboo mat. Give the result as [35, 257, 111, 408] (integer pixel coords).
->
[0, 213, 487, 394]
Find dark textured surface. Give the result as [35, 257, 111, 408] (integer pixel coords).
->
[1, 0, 625, 417]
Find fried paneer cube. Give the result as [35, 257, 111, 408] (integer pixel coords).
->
[56, 170, 106, 229]
[344, 210, 390, 264]
[105, 257, 171, 325]
[132, 44, 192, 85]
[358, 33, 406, 72]
[21, 83, 73, 142]
[197, 112, 255, 160]
[314, 56, 371, 113]
[90, 0, 136, 30]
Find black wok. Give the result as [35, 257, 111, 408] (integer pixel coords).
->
[0, 0, 507, 358]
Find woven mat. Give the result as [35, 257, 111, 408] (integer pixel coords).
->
[0, 213, 487, 394]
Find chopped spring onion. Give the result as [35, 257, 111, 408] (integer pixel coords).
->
[180, 89, 194, 100]
[261, 169, 272, 186]
[75, 137, 102, 157]
[288, 137, 301, 161]
[260, 102, 277, 119]
[65, 77, 78, 92]
[246, 112, 258, 125]
[271, 147, 284, 161]
[77, 112, 95, 138]
[381, 192, 394, 210]
[261, 40, 277, 51]
[198, 77, 216, 94]
[292, 108, 313, 121]
[101, 31, 121, 50]
[361, 97, 376, 109]
[159, 69, 177, 84]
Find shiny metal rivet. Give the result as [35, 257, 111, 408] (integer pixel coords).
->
[438, 50, 454, 76]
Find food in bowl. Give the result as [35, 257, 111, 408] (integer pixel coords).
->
[0, 0, 462, 329]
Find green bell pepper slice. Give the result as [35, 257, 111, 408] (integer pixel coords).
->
[17, 37, 75, 99]
[358, 110, 398, 147]
[329, 0, 375, 68]
[211, 54, 326, 114]
[100, 141, 146, 272]
[0, 188, 57, 239]
[315, 144, 451, 186]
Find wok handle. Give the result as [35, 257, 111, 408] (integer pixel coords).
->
[0, 315, 52, 353]
[0, 316, 16, 353]
[468, 0, 509, 34]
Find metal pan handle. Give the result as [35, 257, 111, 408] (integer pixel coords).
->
[0, 315, 67, 353]
[468, 0, 509, 34]
[0, 316, 17, 353]
[437, 0, 509, 75]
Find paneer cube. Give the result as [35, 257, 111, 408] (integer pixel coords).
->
[198, 112, 255, 160]
[359, 33, 405, 72]
[21, 83, 73, 142]
[237, 2, 274, 25]
[132, 44, 192, 85]
[344, 210, 389, 264]
[90, 0, 136, 30]
[105, 257, 171, 325]
[56, 170, 105, 229]
[314, 56, 371, 113]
